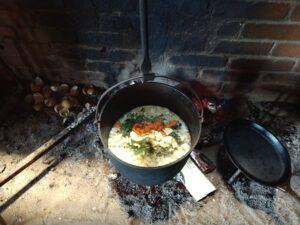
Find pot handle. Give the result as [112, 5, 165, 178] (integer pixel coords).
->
[153, 76, 204, 122]
[95, 75, 204, 123]
[95, 76, 145, 123]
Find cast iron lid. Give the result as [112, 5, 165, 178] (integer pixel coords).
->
[223, 120, 291, 185]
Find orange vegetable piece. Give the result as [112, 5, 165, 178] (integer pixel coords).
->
[169, 120, 177, 126]
[131, 119, 178, 136]
[114, 121, 121, 128]
[132, 123, 142, 134]
[164, 120, 177, 128]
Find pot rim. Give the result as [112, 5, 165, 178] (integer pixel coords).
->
[97, 79, 203, 170]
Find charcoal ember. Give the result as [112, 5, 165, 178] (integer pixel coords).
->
[198, 122, 223, 147]
[247, 101, 262, 121]
[110, 174, 192, 223]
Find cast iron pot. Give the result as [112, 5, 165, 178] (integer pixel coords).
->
[96, 76, 203, 185]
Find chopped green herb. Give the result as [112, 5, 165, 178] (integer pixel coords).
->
[170, 131, 182, 144]
[119, 112, 165, 135]
[120, 113, 147, 135]
[128, 138, 174, 157]
[150, 114, 165, 122]
[128, 138, 155, 156]
[154, 146, 171, 156]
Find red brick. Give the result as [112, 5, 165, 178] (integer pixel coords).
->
[214, 41, 273, 55]
[213, 1, 290, 20]
[230, 58, 295, 72]
[273, 44, 300, 57]
[291, 5, 300, 21]
[243, 24, 300, 40]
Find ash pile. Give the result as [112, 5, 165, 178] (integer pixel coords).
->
[109, 173, 193, 223]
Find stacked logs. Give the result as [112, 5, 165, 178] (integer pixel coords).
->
[24, 77, 100, 118]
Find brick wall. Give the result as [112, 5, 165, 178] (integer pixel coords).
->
[0, 0, 300, 100]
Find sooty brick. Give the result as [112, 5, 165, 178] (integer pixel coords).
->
[230, 58, 295, 72]
[214, 41, 273, 55]
[169, 55, 227, 68]
[77, 31, 139, 49]
[291, 5, 300, 21]
[273, 44, 300, 58]
[217, 22, 242, 37]
[213, 0, 289, 20]
[243, 24, 300, 41]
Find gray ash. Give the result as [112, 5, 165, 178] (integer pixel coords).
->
[232, 177, 275, 208]
[263, 117, 300, 174]
[109, 173, 192, 223]
[231, 177, 285, 224]
[245, 101, 300, 173]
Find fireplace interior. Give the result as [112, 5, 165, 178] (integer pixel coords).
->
[0, 0, 300, 224]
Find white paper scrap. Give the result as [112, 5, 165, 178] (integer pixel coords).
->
[180, 158, 216, 201]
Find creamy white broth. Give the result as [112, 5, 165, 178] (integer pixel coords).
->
[108, 105, 191, 167]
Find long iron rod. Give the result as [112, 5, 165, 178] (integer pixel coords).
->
[0, 108, 95, 187]
[139, 0, 152, 74]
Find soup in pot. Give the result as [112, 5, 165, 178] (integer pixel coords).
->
[108, 105, 191, 167]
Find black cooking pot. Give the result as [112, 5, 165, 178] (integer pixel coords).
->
[96, 76, 203, 185]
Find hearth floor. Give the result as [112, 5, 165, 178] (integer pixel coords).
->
[0, 102, 299, 225]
